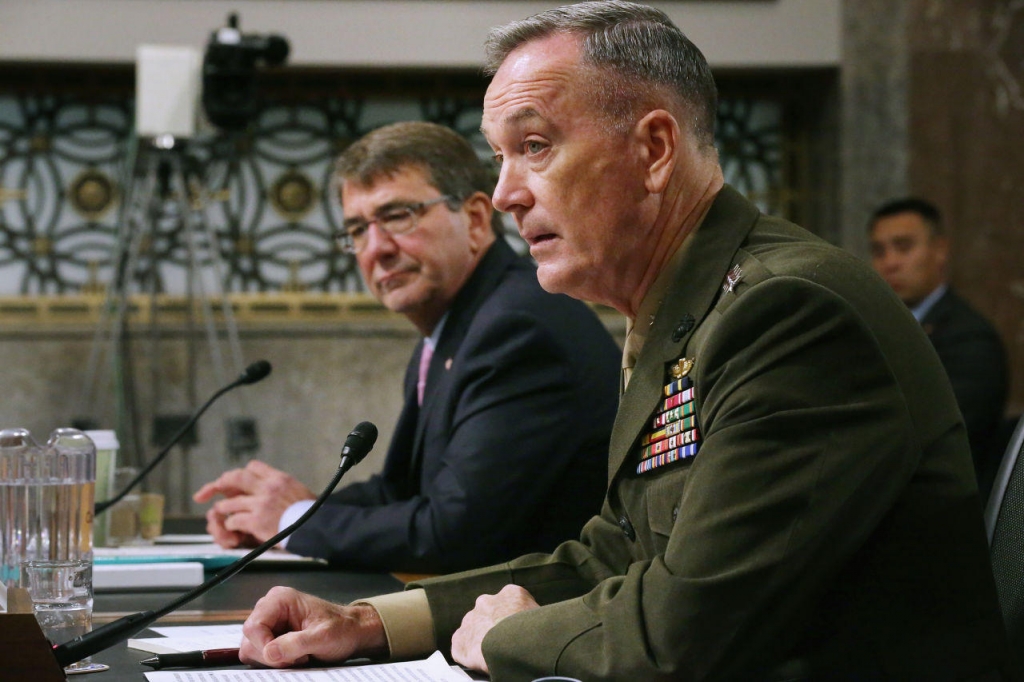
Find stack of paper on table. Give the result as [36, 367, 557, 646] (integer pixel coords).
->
[94, 535, 321, 590]
[94, 561, 205, 591]
[129, 624, 245, 654]
[95, 535, 322, 570]
[134, 625, 473, 681]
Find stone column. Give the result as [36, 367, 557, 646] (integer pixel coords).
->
[840, 0, 910, 257]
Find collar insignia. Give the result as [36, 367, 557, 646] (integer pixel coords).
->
[723, 264, 744, 294]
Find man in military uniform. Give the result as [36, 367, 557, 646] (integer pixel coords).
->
[235, 3, 1011, 679]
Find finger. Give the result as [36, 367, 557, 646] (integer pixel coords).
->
[205, 508, 243, 548]
[451, 621, 489, 674]
[262, 631, 313, 667]
[223, 507, 264, 540]
[239, 638, 270, 667]
[204, 466, 267, 498]
[193, 470, 248, 502]
[213, 495, 258, 517]
[241, 590, 297, 666]
[244, 459, 286, 478]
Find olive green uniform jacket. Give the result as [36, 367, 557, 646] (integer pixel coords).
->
[414, 186, 1010, 681]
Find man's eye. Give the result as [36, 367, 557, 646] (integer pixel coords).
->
[378, 209, 409, 224]
[525, 141, 546, 154]
[492, 153, 504, 166]
[347, 224, 368, 239]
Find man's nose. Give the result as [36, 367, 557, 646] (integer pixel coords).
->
[362, 222, 400, 258]
[491, 161, 531, 216]
[878, 251, 902, 272]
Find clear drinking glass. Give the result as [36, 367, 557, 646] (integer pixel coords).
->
[22, 558, 94, 669]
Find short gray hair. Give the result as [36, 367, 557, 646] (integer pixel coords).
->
[484, 0, 717, 147]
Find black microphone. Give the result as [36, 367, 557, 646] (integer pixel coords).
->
[54, 421, 378, 668]
[95, 360, 273, 515]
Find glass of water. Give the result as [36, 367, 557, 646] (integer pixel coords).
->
[21, 558, 93, 669]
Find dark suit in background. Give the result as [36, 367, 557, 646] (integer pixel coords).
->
[287, 239, 621, 573]
[922, 287, 1008, 494]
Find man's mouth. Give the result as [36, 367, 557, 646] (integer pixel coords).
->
[377, 268, 416, 292]
[526, 233, 557, 247]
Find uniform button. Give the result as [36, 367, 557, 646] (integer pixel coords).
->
[672, 505, 680, 521]
[618, 515, 636, 541]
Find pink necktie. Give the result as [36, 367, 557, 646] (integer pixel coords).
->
[417, 342, 434, 405]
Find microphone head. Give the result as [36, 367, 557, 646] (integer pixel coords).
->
[239, 360, 272, 385]
[340, 421, 378, 466]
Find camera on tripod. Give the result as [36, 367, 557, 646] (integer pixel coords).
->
[202, 13, 290, 131]
[135, 13, 289, 139]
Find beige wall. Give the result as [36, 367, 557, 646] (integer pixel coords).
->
[0, 310, 625, 516]
[0, 0, 840, 68]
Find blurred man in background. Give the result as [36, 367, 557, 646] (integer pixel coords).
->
[194, 122, 621, 573]
[869, 197, 1008, 493]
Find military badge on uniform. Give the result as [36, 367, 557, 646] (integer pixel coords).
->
[723, 264, 744, 293]
[670, 357, 693, 379]
[637, 357, 701, 474]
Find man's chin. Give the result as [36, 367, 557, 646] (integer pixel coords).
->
[535, 263, 588, 300]
[379, 287, 429, 315]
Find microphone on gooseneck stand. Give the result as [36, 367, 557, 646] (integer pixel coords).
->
[95, 360, 273, 515]
[54, 421, 378, 668]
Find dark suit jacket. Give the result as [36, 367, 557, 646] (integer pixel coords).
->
[414, 187, 1010, 680]
[921, 287, 1008, 487]
[287, 239, 621, 573]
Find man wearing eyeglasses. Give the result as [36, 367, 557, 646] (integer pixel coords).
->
[193, 121, 621, 573]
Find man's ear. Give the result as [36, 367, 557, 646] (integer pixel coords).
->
[636, 110, 679, 194]
[463, 192, 497, 252]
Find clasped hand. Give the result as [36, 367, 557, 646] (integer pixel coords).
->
[192, 460, 316, 547]
[451, 585, 540, 673]
[239, 584, 540, 673]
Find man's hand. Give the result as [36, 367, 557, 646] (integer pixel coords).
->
[240, 586, 389, 667]
[451, 584, 540, 673]
[192, 460, 315, 548]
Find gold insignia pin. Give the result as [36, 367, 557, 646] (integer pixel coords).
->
[670, 357, 694, 379]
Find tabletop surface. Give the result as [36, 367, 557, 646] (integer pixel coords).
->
[86, 564, 405, 681]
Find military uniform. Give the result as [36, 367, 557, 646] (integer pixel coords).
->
[411, 186, 1010, 680]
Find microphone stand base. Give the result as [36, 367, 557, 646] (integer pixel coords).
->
[0, 612, 68, 681]
[66, 663, 110, 675]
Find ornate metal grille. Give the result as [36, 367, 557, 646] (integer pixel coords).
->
[0, 82, 787, 295]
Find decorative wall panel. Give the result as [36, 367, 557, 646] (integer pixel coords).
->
[0, 74, 790, 296]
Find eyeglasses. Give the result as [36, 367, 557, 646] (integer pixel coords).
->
[336, 195, 457, 254]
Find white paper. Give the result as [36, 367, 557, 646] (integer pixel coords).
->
[129, 624, 244, 654]
[154, 534, 216, 544]
[143, 650, 472, 681]
[94, 543, 320, 564]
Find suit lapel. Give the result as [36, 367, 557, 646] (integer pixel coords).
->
[920, 288, 953, 337]
[608, 186, 761, 478]
[382, 342, 422, 497]
[406, 240, 519, 486]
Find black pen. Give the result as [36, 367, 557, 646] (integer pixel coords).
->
[140, 647, 241, 669]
